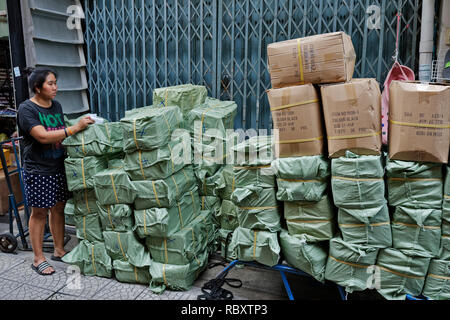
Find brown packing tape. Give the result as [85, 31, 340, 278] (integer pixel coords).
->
[339, 222, 390, 228]
[107, 206, 115, 230]
[427, 273, 450, 281]
[117, 232, 127, 261]
[377, 265, 424, 280]
[288, 219, 332, 224]
[328, 255, 370, 269]
[392, 221, 441, 230]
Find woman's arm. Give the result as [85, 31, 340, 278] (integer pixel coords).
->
[30, 116, 94, 144]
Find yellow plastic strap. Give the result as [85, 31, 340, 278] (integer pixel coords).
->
[117, 232, 127, 261]
[81, 158, 87, 189]
[339, 222, 390, 228]
[91, 245, 97, 275]
[138, 150, 146, 180]
[107, 206, 114, 230]
[390, 119, 450, 129]
[445, 195, 450, 199]
[233, 165, 271, 170]
[162, 264, 168, 285]
[392, 221, 441, 230]
[81, 131, 86, 156]
[270, 99, 319, 112]
[201, 196, 205, 210]
[231, 176, 236, 193]
[110, 174, 119, 204]
[182, 169, 188, 180]
[279, 178, 324, 183]
[199, 103, 222, 138]
[83, 216, 87, 239]
[171, 175, 180, 197]
[388, 177, 442, 182]
[151, 181, 161, 207]
[276, 136, 323, 144]
[134, 266, 139, 283]
[164, 89, 168, 107]
[164, 238, 168, 264]
[239, 206, 278, 210]
[428, 273, 450, 280]
[133, 119, 139, 149]
[253, 230, 258, 260]
[161, 112, 172, 133]
[143, 210, 148, 236]
[190, 191, 196, 215]
[297, 39, 304, 84]
[177, 203, 184, 228]
[328, 131, 382, 141]
[332, 176, 384, 182]
[166, 144, 175, 173]
[287, 219, 331, 224]
[84, 189, 91, 214]
[328, 255, 369, 269]
[377, 265, 424, 280]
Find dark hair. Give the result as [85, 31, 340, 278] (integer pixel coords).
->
[25, 67, 58, 94]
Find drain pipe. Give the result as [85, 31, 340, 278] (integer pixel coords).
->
[419, 0, 436, 82]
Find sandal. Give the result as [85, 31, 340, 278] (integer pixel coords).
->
[51, 252, 70, 262]
[31, 261, 55, 276]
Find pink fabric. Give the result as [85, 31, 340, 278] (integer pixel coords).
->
[381, 62, 415, 145]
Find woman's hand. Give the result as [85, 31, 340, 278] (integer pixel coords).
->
[75, 116, 95, 131]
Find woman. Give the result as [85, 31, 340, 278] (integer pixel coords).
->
[17, 68, 94, 276]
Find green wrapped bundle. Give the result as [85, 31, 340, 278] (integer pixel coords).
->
[97, 204, 134, 232]
[132, 166, 196, 210]
[65, 156, 108, 191]
[133, 187, 200, 238]
[391, 206, 442, 258]
[375, 248, 431, 300]
[200, 196, 221, 217]
[124, 140, 187, 180]
[444, 167, 450, 223]
[120, 106, 183, 153]
[279, 229, 328, 283]
[232, 135, 274, 167]
[113, 259, 152, 285]
[64, 198, 76, 226]
[440, 230, 450, 260]
[187, 100, 237, 139]
[103, 230, 151, 267]
[197, 165, 223, 196]
[149, 250, 208, 294]
[331, 152, 385, 209]
[232, 187, 281, 232]
[145, 213, 208, 265]
[422, 259, 450, 300]
[108, 157, 125, 169]
[338, 205, 392, 248]
[284, 195, 335, 242]
[62, 240, 113, 278]
[217, 200, 239, 231]
[273, 156, 330, 202]
[386, 159, 443, 209]
[324, 237, 379, 293]
[152, 84, 208, 119]
[218, 228, 234, 261]
[73, 189, 101, 215]
[63, 121, 123, 158]
[93, 167, 136, 205]
[233, 164, 276, 189]
[228, 227, 280, 267]
[215, 165, 235, 201]
[74, 214, 103, 242]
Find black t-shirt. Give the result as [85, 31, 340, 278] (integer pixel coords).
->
[17, 99, 66, 175]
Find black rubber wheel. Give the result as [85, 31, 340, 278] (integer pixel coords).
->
[0, 233, 18, 253]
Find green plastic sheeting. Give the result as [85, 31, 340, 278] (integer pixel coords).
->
[73, 189, 101, 215]
[97, 204, 134, 232]
[218, 228, 234, 261]
[422, 259, 450, 300]
[273, 156, 330, 202]
[215, 165, 235, 201]
[133, 187, 200, 238]
[63, 121, 123, 158]
[324, 237, 379, 293]
[152, 84, 208, 119]
[124, 140, 187, 181]
[386, 159, 443, 209]
[113, 259, 152, 285]
[279, 229, 328, 283]
[439, 227, 450, 260]
[74, 214, 103, 242]
[217, 200, 239, 231]
[120, 106, 183, 153]
[64, 198, 76, 226]
[228, 227, 280, 267]
[444, 166, 450, 223]
[375, 248, 430, 300]
[284, 195, 335, 242]
[65, 156, 108, 191]
[62, 240, 112, 278]
[187, 100, 237, 139]
[146, 213, 208, 265]
[338, 205, 392, 248]
[197, 165, 223, 196]
[391, 206, 442, 258]
[132, 166, 196, 210]
[233, 164, 276, 189]
[103, 230, 151, 267]
[232, 187, 281, 232]
[93, 167, 136, 205]
[232, 135, 274, 167]
[199, 196, 221, 218]
[149, 250, 208, 293]
[331, 152, 386, 209]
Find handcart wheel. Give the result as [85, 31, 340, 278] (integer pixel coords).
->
[0, 233, 18, 253]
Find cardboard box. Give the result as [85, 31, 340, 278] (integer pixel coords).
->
[389, 81, 450, 163]
[267, 84, 324, 158]
[321, 78, 382, 158]
[267, 32, 356, 88]
[0, 167, 24, 215]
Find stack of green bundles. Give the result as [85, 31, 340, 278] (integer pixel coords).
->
[326, 151, 390, 294]
[273, 155, 332, 282]
[422, 166, 450, 300]
[228, 136, 281, 267]
[378, 158, 444, 300]
[63, 117, 124, 278]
